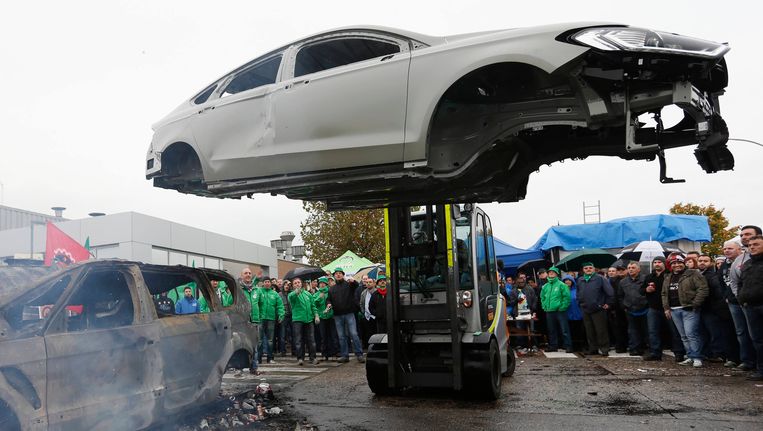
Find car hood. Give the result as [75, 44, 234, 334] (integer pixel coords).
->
[0, 266, 57, 303]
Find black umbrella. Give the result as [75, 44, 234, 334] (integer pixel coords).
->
[516, 258, 552, 273]
[619, 240, 684, 262]
[283, 266, 327, 282]
[555, 248, 616, 271]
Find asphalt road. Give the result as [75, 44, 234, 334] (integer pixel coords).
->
[282, 351, 763, 431]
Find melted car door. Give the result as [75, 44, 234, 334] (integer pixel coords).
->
[44, 267, 161, 431]
[190, 54, 283, 182]
[155, 281, 231, 413]
[270, 34, 411, 174]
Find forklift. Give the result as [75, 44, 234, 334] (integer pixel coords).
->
[366, 204, 515, 399]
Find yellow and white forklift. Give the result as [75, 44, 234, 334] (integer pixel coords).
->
[366, 204, 515, 399]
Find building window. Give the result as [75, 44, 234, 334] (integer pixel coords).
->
[152, 248, 169, 265]
[168, 251, 187, 266]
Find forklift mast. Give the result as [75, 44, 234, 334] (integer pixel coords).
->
[385, 205, 464, 390]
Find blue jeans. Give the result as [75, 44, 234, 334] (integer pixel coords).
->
[742, 304, 763, 374]
[670, 308, 702, 360]
[546, 311, 571, 350]
[646, 309, 664, 358]
[729, 302, 756, 367]
[259, 319, 276, 362]
[333, 313, 363, 358]
[626, 312, 648, 353]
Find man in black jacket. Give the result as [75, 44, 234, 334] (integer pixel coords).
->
[643, 256, 682, 361]
[697, 254, 736, 364]
[327, 267, 365, 363]
[577, 263, 614, 356]
[617, 262, 648, 356]
[739, 235, 763, 380]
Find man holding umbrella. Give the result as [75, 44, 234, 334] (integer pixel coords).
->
[576, 263, 615, 356]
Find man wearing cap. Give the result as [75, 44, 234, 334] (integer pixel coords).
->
[662, 254, 709, 367]
[576, 262, 614, 356]
[540, 267, 572, 353]
[738, 234, 763, 380]
[327, 267, 365, 363]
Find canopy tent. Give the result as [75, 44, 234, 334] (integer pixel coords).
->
[494, 237, 544, 275]
[321, 250, 374, 275]
[530, 214, 711, 251]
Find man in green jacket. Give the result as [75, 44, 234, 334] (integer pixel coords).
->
[314, 276, 338, 360]
[289, 278, 320, 365]
[239, 267, 262, 375]
[540, 266, 573, 353]
[258, 278, 285, 364]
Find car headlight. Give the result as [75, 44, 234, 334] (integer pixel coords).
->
[571, 27, 729, 58]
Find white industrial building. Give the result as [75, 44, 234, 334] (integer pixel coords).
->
[0, 205, 277, 276]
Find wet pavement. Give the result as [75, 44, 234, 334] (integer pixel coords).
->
[283, 351, 763, 430]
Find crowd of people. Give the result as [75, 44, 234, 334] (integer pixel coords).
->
[237, 266, 387, 375]
[228, 225, 762, 382]
[502, 225, 763, 381]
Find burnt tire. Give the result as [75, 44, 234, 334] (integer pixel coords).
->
[502, 346, 517, 377]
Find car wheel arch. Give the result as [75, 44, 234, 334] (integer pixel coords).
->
[424, 61, 563, 171]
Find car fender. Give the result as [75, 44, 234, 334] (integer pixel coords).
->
[404, 26, 595, 161]
[149, 122, 210, 181]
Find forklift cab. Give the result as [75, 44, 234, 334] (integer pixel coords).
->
[366, 204, 515, 399]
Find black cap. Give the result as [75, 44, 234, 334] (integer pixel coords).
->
[652, 256, 666, 263]
[538, 268, 547, 273]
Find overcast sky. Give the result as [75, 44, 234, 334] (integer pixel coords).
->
[2, 0, 761, 251]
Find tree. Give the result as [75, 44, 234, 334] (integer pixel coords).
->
[669, 202, 738, 257]
[300, 201, 385, 267]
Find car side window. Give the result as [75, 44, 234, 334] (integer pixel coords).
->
[294, 37, 401, 78]
[60, 270, 136, 332]
[221, 55, 282, 97]
[141, 269, 213, 317]
[193, 84, 218, 105]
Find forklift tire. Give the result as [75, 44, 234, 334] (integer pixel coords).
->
[466, 339, 502, 400]
[502, 347, 517, 377]
[366, 363, 395, 396]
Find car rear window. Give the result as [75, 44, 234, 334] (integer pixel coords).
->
[294, 37, 400, 77]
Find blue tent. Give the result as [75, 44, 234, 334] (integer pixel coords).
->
[494, 237, 544, 271]
[530, 214, 711, 251]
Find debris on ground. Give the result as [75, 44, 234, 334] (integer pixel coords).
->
[156, 380, 305, 430]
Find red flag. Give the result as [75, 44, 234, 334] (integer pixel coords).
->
[44, 222, 91, 267]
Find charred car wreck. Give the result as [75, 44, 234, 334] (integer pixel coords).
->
[0, 261, 257, 430]
[146, 23, 732, 209]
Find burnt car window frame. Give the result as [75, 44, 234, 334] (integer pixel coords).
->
[283, 31, 411, 80]
[45, 267, 140, 334]
[201, 269, 238, 309]
[0, 270, 78, 334]
[220, 53, 284, 98]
